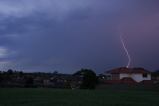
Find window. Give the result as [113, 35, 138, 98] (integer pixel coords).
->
[143, 73, 148, 78]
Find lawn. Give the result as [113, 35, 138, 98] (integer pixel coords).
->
[0, 88, 159, 106]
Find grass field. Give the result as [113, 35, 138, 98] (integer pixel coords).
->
[0, 88, 159, 106]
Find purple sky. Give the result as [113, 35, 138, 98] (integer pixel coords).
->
[0, 0, 159, 73]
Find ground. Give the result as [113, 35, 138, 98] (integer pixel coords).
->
[0, 87, 159, 106]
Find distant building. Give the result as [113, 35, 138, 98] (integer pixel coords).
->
[105, 67, 151, 84]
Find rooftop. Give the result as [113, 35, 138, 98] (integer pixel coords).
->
[106, 67, 151, 74]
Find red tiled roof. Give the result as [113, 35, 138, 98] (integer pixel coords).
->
[130, 68, 151, 74]
[106, 67, 151, 74]
[106, 67, 130, 74]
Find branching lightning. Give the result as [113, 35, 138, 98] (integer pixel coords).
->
[120, 35, 131, 68]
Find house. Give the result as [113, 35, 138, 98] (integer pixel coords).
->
[105, 67, 151, 84]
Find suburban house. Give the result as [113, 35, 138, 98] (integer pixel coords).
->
[105, 67, 152, 84]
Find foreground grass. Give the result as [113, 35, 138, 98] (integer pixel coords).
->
[0, 88, 159, 106]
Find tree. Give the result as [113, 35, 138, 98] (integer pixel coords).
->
[7, 69, 13, 75]
[19, 71, 24, 77]
[73, 69, 97, 89]
[53, 71, 58, 75]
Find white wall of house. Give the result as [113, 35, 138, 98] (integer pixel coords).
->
[120, 73, 131, 79]
[119, 73, 151, 82]
[131, 74, 151, 82]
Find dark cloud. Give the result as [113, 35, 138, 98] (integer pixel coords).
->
[0, 0, 159, 73]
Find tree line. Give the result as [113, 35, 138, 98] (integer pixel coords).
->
[0, 69, 97, 89]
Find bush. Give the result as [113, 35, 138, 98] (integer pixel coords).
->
[73, 69, 97, 89]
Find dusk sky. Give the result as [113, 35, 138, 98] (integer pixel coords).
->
[0, 0, 159, 73]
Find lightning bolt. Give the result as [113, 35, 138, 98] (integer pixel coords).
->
[120, 35, 131, 68]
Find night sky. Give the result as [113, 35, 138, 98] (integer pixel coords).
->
[0, 0, 159, 73]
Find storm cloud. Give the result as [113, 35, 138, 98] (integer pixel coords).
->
[0, 0, 159, 73]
